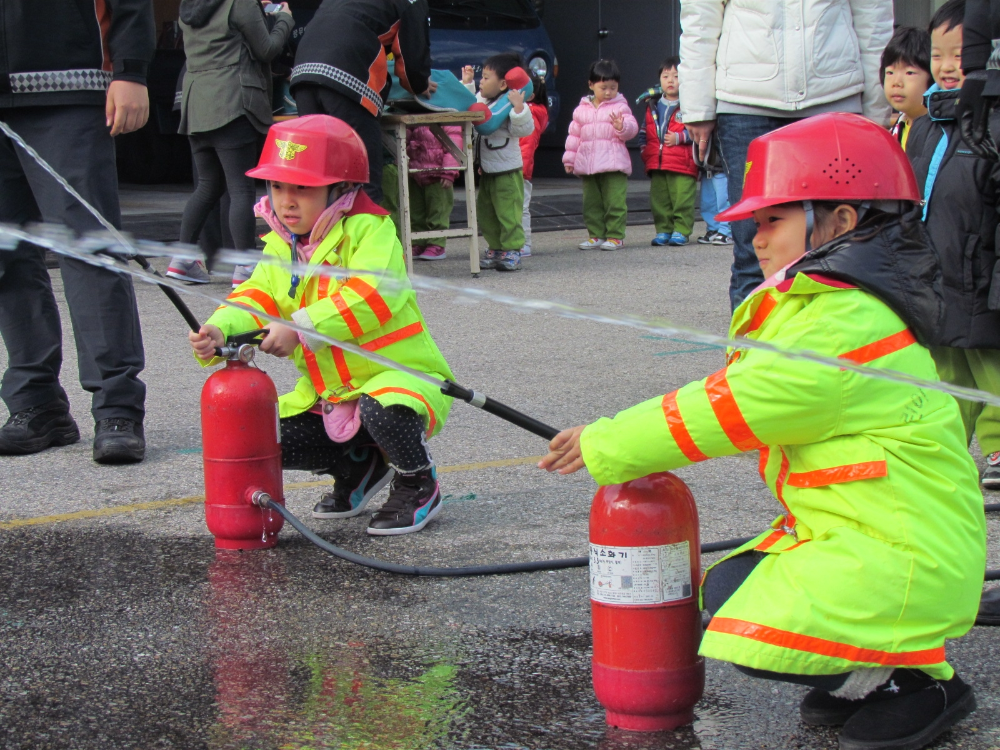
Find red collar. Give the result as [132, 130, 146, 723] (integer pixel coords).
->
[346, 190, 390, 217]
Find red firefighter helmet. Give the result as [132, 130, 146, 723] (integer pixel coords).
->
[715, 113, 921, 222]
[246, 115, 369, 186]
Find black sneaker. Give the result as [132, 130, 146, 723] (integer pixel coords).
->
[838, 672, 975, 750]
[0, 401, 79, 455]
[312, 446, 394, 519]
[802, 669, 945, 727]
[697, 230, 718, 245]
[982, 451, 1000, 490]
[367, 468, 441, 536]
[93, 418, 145, 464]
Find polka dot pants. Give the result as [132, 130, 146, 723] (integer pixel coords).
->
[280, 395, 431, 474]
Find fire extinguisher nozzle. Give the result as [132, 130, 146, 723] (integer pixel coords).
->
[248, 489, 272, 508]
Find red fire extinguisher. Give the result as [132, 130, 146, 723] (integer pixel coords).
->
[201, 343, 285, 549]
[590, 471, 704, 731]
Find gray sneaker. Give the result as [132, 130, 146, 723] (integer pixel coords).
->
[480, 249, 500, 270]
[232, 264, 255, 288]
[165, 259, 211, 284]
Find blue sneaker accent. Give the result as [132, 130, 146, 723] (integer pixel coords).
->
[651, 233, 671, 246]
[668, 232, 689, 246]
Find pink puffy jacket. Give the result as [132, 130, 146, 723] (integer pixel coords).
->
[406, 125, 463, 187]
[562, 93, 639, 176]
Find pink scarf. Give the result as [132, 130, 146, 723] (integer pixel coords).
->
[253, 187, 360, 262]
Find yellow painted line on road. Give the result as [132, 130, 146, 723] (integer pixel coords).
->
[0, 455, 543, 531]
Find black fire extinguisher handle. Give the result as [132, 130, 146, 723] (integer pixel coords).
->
[441, 380, 561, 441]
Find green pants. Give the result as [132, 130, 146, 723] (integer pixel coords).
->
[582, 171, 629, 240]
[931, 346, 1000, 455]
[478, 169, 525, 251]
[649, 170, 697, 237]
[409, 177, 455, 248]
[381, 163, 401, 241]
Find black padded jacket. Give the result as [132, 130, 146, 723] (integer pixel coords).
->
[0, 0, 155, 109]
[906, 88, 1000, 349]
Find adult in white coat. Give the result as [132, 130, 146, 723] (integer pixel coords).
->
[678, 0, 893, 310]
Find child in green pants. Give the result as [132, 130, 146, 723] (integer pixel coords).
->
[405, 124, 463, 261]
[462, 53, 534, 272]
[563, 59, 639, 251]
[638, 57, 697, 246]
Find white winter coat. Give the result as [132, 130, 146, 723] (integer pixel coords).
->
[678, 0, 893, 124]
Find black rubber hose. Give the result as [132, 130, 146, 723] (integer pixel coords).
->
[441, 381, 560, 441]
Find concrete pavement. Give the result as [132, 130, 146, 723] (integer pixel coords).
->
[1, 221, 998, 750]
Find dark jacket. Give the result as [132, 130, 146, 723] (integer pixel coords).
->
[906, 88, 1000, 349]
[0, 0, 155, 108]
[290, 0, 430, 117]
[788, 206, 946, 347]
[178, 0, 292, 134]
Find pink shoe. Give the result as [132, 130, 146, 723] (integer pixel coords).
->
[417, 244, 446, 261]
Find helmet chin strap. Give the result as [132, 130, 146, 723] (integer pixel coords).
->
[803, 199, 815, 254]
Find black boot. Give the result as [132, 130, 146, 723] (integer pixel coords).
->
[838, 671, 975, 750]
[976, 586, 1000, 626]
[312, 446, 394, 519]
[93, 418, 145, 464]
[0, 401, 79, 455]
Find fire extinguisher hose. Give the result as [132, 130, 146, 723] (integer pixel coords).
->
[263, 498, 1000, 580]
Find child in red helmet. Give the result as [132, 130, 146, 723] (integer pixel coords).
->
[189, 115, 455, 536]
[541, 113, 985, 749]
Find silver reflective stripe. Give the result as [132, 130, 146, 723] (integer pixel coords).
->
[469, 391, 487, 408]
[9, 69, 112, 94]
[290, 63, 384, 113]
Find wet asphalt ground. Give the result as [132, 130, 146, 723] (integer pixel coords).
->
[2, 218, 1000, 750]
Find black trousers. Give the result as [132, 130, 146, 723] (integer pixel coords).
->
[293, 85, 384, 203]
[703, 551, 848, 692]
[0, 106, 145, 422]
[180, 116, 261, 251]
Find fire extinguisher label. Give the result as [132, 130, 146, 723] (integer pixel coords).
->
[589, 542, 692, 605]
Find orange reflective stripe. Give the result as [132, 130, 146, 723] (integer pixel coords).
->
[744, 293, 777, 335]
[661, 391, 709, 463]
[361, 322, 424, 351]
[705, 369, 765, 451]
[787, 460, 888, 488]
[331, 293, 365, 338]
[330, 346, 352, 386]
[227, 288, 280, 319]
[775, 449, 793, 523]
[317, 272, 331, 300]
[757, 446, 770, 482]
[302, 346, 327, 395]
[754, 530, 785, 552]
[840, 329, 917, 364]
[706, 617, 946, 666]
[367, 386, 436, 435]
[345, 277, 393, 325]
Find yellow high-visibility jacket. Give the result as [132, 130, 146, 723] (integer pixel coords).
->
[580, 272, 986, 680]
[200, 199, 453, 436]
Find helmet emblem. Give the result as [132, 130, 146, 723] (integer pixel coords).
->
[275, 139, 308, 161]
[744, 160, 752, 179]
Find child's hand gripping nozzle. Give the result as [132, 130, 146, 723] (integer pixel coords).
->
[201, 329, 286, 549]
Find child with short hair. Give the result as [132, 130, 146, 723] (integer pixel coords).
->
[542, 113, 985, 750]
[519, 72, 549, 258]
[563, 59, 639, 251]
[638, 57, 698, 246]
[190, 115, 455, 536]
[461, 53, 534, 272]
[907, 0, 1000, 491]
[880, 26, 932, 149]
[406, 124, 463, 261]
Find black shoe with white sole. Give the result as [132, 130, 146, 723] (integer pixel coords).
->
[367, 468, 441, 535]
[982, 451, 1000, 490]
[838, 672, 975, 750]
[312, 446, 394, 519]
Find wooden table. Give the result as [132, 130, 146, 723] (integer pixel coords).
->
[381, 111, 484, 275]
